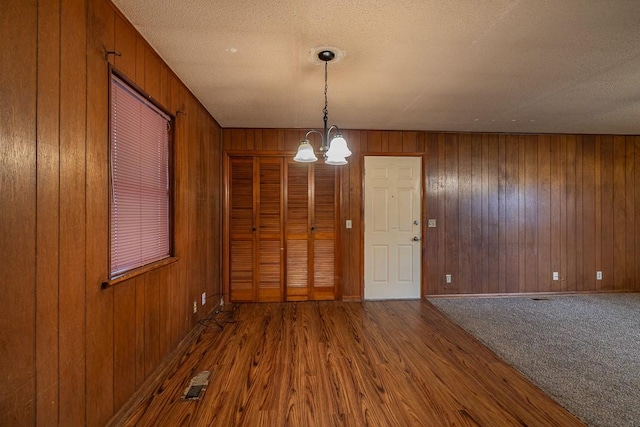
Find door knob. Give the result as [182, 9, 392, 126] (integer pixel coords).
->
[412, 236, 421, 241]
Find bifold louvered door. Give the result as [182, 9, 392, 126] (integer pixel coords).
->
[228, 155, 337, 302]
[285, 160, 338, 301]
[228, 157, 284, 302]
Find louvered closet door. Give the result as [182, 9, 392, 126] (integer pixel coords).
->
[286, 160, 310, 301]
[285, 161, 338, 301]
[229, 157, 255, 302]
[311, 163, 338, 300]
[256, 158, 284, 302]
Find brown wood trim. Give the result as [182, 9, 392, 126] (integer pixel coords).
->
[334, 163, 342, 300]
[361, 151, 427, 156]
[421, 153, 427, 298]
[102, 257, 180, 289]
[225, 150, 297, 157]
[424, 289, 639, 299]
[279, 157, 285, 301]
[359, 153, 365, 300]
[283, 160, 289, 300]
[308, 163, 315, 299]
[253, 157, 259, 301]
[222, 153, 231, 300]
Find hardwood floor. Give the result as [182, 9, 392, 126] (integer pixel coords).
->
[115, 301, 584, 426]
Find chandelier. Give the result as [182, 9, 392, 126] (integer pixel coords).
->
[294, 50, 351, 165]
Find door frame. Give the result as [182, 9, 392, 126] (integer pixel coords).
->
[360, 153, 426, 300]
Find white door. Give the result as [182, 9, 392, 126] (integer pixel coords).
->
[364, 156, 422, 300]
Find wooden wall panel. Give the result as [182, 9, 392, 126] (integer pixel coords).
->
[565, 135, 578, 292]
[35, 0, 60, 424]
[144, 48, 162, 101]
[582, 136, 597, 291]
[1, 1, 223, 424]
[573, 136, 585, 291]
[424, 133, 440, 295]
[113, 282, 137, 411]
[171, 77, 189, 345]
[144, 269, 161, 377]
[444, 134, 460, 293]
[457, 134, 473, 293]
[504, 136, 520, 293]
[114, 13, 136, 80]
[624, 137, 635, 290]
[487, 134, 500, 293]
[469, 134, 483, 293]
[537, 135, 552, 292]
[134, 277, 146, 388]
[600, 136, 615, 290]
[135, 36, 146, 89]
[224, 128, 640, 298]
[58, 0, 87, 424]
[497, 135, 507, 293]
[344, 130, 363, 299]
[636, 137, 640, 289]
[0, 1, 37, 425]
[85, 0, 115, 424]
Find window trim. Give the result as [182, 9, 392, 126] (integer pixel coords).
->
[102, 256, 180, 289]
[106, 69, 176, 285]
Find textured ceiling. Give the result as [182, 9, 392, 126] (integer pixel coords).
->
[112, 0, 640, 134]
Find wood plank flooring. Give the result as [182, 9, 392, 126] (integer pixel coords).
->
[115, 301, 584, 426]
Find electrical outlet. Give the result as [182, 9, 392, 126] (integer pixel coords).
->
[553, 272, 559, 281]
[193, 301, 197, 314]
[445, 274, 452, 284]
[201, 292, 206, 305]
[428, 219, 437, 228]
[596, 271, 603, 280]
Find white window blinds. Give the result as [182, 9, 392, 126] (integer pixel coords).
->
[110, 75, 171, 277]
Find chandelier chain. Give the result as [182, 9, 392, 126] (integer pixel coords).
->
[323, 61, 328, 125]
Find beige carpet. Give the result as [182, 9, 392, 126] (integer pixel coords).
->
[428, 293, 640, 427]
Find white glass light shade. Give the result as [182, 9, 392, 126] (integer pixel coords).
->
[325, 153, 348, 165]
[326, 134, 352, 158]
[293, 140, 318, 162]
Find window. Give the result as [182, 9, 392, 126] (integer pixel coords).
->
[109, 74, 171, 278]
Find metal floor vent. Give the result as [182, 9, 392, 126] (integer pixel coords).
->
[181, 370, 210, 401]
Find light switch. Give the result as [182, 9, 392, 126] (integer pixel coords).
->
[346, 220, 352, 229]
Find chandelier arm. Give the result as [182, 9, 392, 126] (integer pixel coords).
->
[304, 129, 324, 144]
[327, 125, 341, 138]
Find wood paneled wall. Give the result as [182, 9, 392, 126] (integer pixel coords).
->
[1, 1, 222, 425]
[223, 129, 640, 299]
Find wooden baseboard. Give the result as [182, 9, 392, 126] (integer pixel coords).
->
[425, 289, 639, 299]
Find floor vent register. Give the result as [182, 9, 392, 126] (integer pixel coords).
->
[181, 370, 210, 401]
